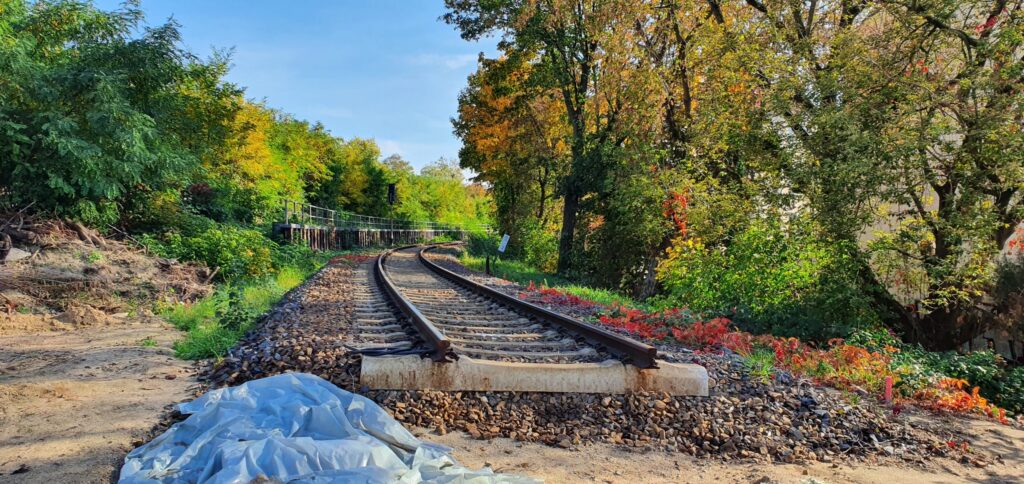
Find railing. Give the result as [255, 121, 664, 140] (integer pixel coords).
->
[282, 200, 492, 233]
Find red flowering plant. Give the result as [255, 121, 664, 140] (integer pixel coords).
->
[915, 378, 1009, 425]
[597, 305, 676, 339]
[536, 287, 596, 310]
[595, 304, 754, 353]
[671, 317, 751, 352]
[1007, 226, 1024, 256]
[589, 301, 1012, 423]
[514, 276, 1014, 423]
[519, 282, 600, 312]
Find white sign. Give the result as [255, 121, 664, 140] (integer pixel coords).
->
[497, 234, 510, 253]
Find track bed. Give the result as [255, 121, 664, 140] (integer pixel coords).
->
[382, 247, 605, 363]
[361, 244, 709, 395]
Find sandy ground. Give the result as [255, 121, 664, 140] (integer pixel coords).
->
[2, 321, 1020, 484]
[428, 414, 1024, 483]
[0, 319, 198, 483]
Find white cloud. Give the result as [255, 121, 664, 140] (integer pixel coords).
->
[377, 139, 405, 157]
[408, 53, 477, 70]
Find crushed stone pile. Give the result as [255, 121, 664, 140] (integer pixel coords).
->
[204, 256, 976, 467]
[206, 262, 364, 389]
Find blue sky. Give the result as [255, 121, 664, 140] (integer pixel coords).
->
[95, 0, 497, 171]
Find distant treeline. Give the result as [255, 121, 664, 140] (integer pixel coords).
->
[0, 0, 492, 233]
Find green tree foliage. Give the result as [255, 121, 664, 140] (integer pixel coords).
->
[733, 0, 1024, 349]
[387, 156, 493, 226]
[141, 223, 273, 280]
[0, 0, 239, 221]
[448, 0, 1023, 349]
[655, 219, 882, 341]
[453, 54, 569, 271]
[446, 0, 632, 274]
[0, 0, 493, 286]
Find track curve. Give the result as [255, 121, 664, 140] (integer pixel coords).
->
[375, 244, 658, 367]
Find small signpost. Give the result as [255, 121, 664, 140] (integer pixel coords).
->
[487, 234, 511, 276]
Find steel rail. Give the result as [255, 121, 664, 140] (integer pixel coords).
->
[418, 245, 659, 369]
[374, 248, 451, 361]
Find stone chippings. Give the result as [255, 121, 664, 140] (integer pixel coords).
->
[206, 257, 961, 465]
[206, 263, 363, 390]
[366, 363, 951, 464]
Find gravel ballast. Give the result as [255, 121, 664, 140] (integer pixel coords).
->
[205, 254, 985, 467]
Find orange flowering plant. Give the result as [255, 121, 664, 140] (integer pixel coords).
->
[518, 283, 1016, 422]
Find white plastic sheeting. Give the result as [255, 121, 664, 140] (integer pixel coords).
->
[119, 373, 537, 484]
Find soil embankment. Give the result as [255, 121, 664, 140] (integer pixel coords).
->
[0, 218, 210, 482]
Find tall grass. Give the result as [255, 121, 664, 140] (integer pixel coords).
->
[459, 253, 643, 309]
[743, 347, 776, 383]
[163, 255, 334, 359]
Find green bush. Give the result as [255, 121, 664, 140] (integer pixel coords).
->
[122, 189, 185, 231]
[272, 242, 319, 274]
[938, 351, 1003, 397]
[846, 327, 902, 350]
[68, 200, 119, 229]
[851, 329, 1024, 415]
[466, 232, 501, 257]
[996, 368, 1024, 415]
[0, 1, 217, 214]
[469, 223, 558, 272]
[142, 222, 274, 280]
[914, 350, 1022, 415]
[185, 181, 276, 225]
[519, 221, 559, 273]
[655, 219, 882, 341]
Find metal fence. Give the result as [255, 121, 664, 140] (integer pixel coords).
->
[282, 200, 492, 233]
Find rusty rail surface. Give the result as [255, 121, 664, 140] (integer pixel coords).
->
[374, 248, 451, 361]
[418, 245, 659, 369]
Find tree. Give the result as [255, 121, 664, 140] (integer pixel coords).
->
[0, 0, 236, 222]
[454, 52, 568, 263]
[448, 0, 1022, 348]
[446, 0, 630, 274]
[716, 0, 1024, 349]
[381, 154, 414, 175]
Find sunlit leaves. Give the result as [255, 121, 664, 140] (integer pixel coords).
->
[0, 0, 227, 216]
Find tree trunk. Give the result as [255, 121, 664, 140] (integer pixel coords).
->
[851, 250, 919, 336]
[0, 232, 10, 261]
[537, 166, 548, 223]
[557, 187, 579, 275]
[636, 233, 674, 299]
[909, 306, 987, 351]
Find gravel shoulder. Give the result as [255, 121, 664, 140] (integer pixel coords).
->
[204, 249, 1024, 483]
[419, 247, 1024, 482]
[433, 422, 1024, 483]
[0, 318, 198, 483]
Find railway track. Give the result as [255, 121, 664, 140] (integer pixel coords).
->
[346, 262, 417, 352]
[361, 244, 708, 395]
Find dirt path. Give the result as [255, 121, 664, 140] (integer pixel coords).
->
[0, 319, 197, 483]
[431, 415, 1024, 483]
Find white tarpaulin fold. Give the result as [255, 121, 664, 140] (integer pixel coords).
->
[119, 373, 537, 484]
